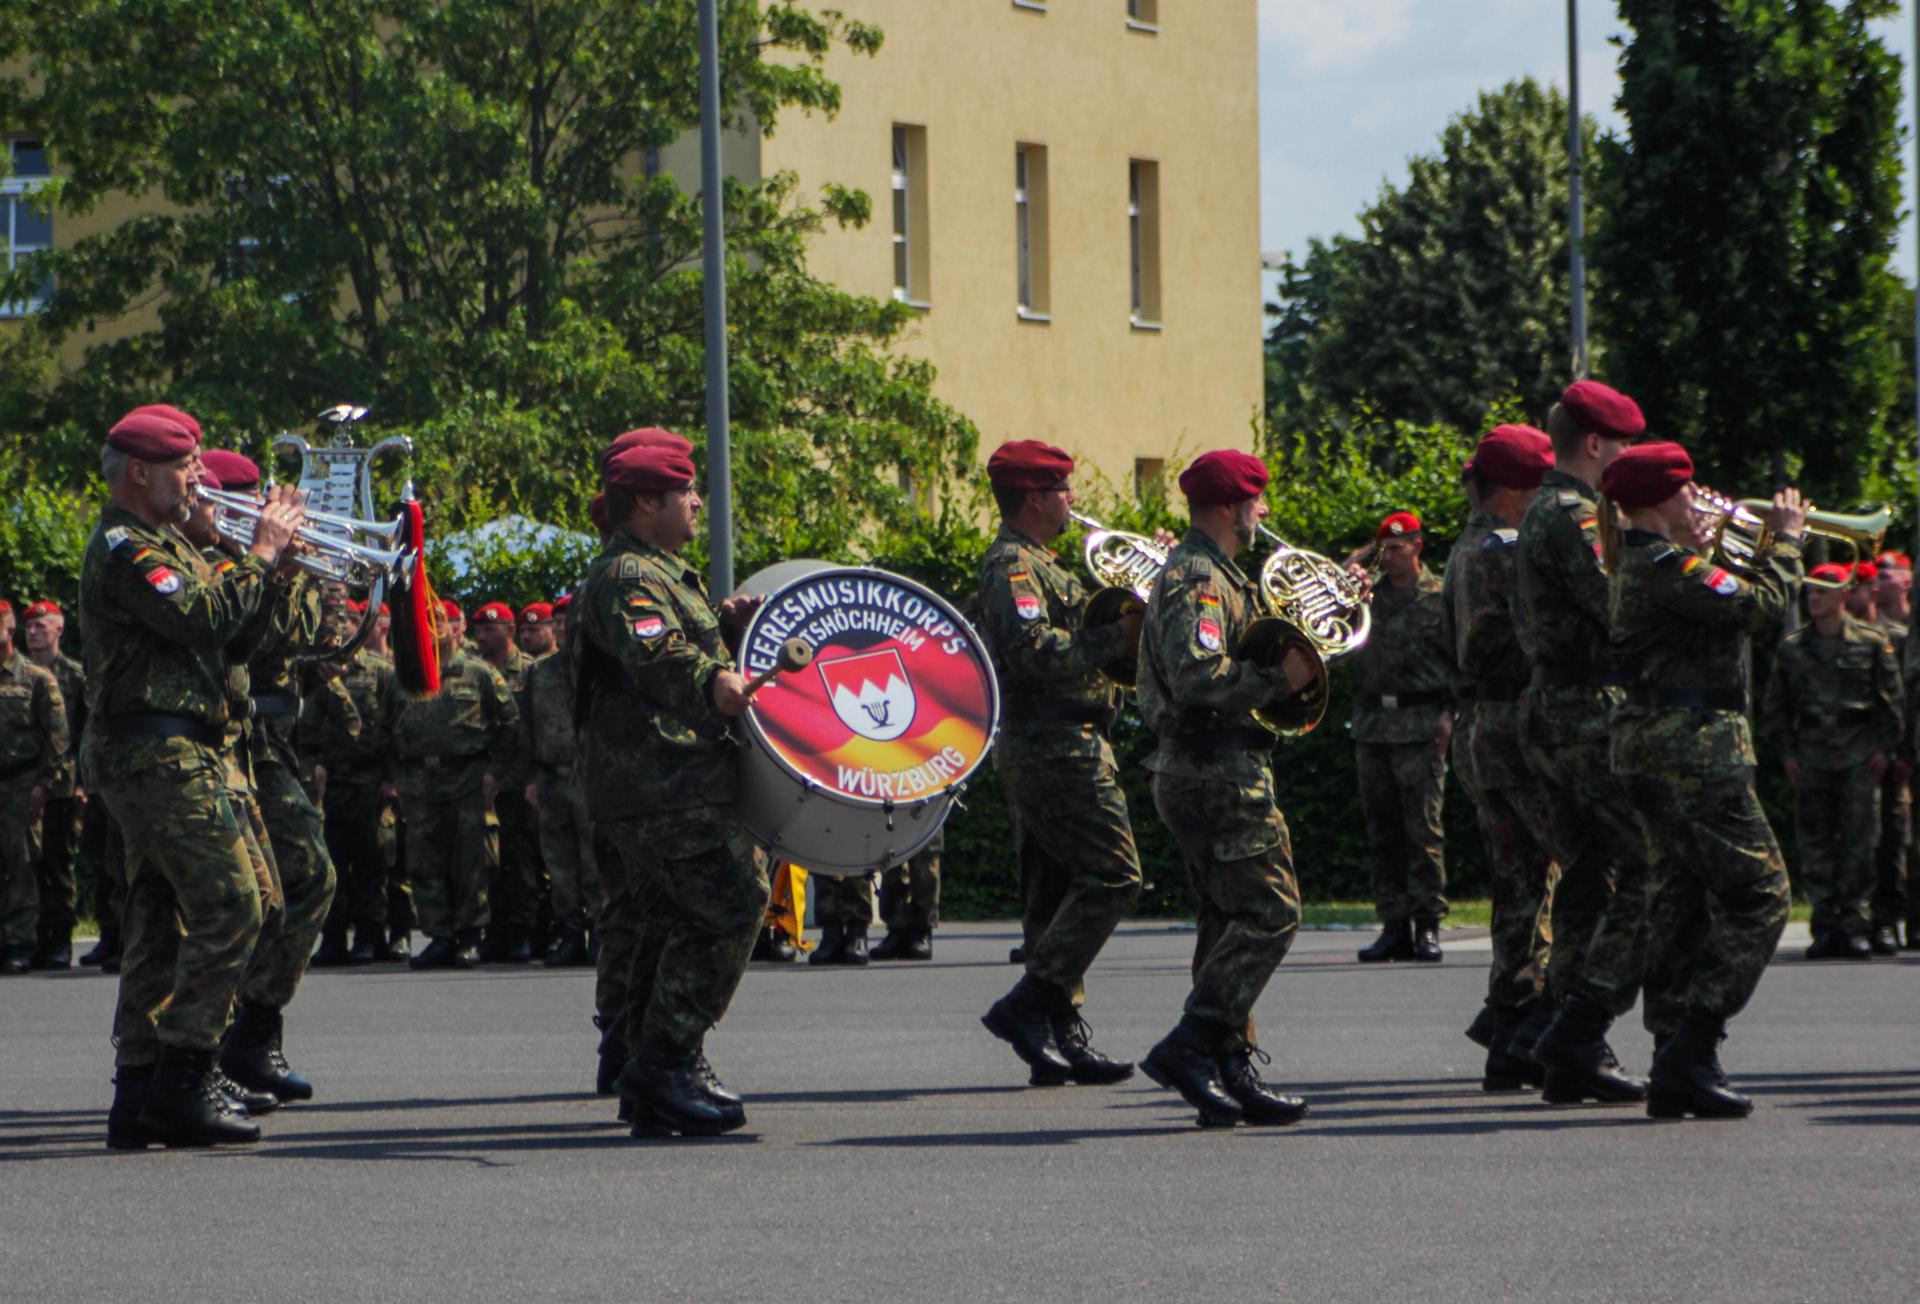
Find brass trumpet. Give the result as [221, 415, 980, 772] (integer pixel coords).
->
[1690, 486, 1892, 590]
[1241, 523, 1373, 737]
[200, 486, 413, 589]
[1070, 510, 1169, 686]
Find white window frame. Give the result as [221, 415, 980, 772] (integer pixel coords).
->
[1127, 0, 1160, 33]
[1012, 0, 1048, 12]
[1015, 148, 1032, 311]
[891, 125, 912, 303]
[1129, 159, 1163, 330]
[2, 138, 53, 317]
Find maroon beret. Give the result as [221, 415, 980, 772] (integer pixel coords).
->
[124, 403, 203, 443]
[200, 448, 261, 490]
[1561, 381, 1646, 441]
[1376, 511, 1423, 541]
[1468, 424, 1554, 490]
[986, 439, 1075, 491]
[1178, 449, 1269, 507]
[107, 409, 200, 462]
[193, 462, 224, 492]
[1599, 441, 1692, 509]
[472, 602, 515, 625]
[601, 427, 693, 471]
[589, 493, 609, 534]
[604, 441, 696, 495]
[518, 602, 554, 625]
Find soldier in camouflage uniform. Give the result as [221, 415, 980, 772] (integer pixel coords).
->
[1761, 563, 1904, 960]
[808, 870, 875, 965]
[81, 404, 306, 1148]
[973, 440, 1143, 1086]
[520, 600, 599, 967]
[1866, 552, 1913, 952]
[1512, 381, 1655, 1106]
[872, 832, 942, 961]
[311, 608, 405, 963]
[1136, 449, 1318, 1128]
[1439, 426, 1560, 1090]
[0, 600, 68, 975]
[387, 599, 518, 969]
[577, 432, 768, 1137]
[1602, 443, 1805, 1119]
[20, 600, 84, 969]
[471, 601, 542, 962]
[1348, 511, 1454, 963]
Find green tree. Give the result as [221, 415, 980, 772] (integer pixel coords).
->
[1266, 79, 1598, 436]
[1591, 0, 1904, 500]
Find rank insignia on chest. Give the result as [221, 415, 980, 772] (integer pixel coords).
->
[1704, 566, 1739, 596]
[631, 615, 666, 640]
[145, 566, 182, 595]
[1197, 617, 1222, 651]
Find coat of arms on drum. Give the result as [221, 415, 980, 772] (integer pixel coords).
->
[818, 649, 917, 742]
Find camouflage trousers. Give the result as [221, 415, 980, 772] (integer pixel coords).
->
[90, 810, 126, 937]
[322, 779, 398, 934]
[880, 843, 941, 932]
[35, 793, 80, 934]
[241, 761, 336, 1010]
[1002, 758, 1143, 1006]
[536, 773, 601, 933]
[0, 781, 41, 948]
[406, 789, 498, 941]
[593, 821, 633, 1025]
[1473, 780, 1558, 1011]
[1793, 765, 1879, 938]
[1870, 768, 1911, 931]
[1353, 741, 1449, 922]
[1521, 734, 1652, 1018]
[599, 809, 769, 1059]
[1151, 766, 1301, 1036]
[810, 872, 875, 929]
[1626, 767, 1790, 1034]
[489, 789, 545, 932]
[98, 742, 266, 1065]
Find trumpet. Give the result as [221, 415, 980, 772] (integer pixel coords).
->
[1070, 510, 1169, 686]
[1240, 524, 1373, 737]
[1690, 486, 1892, 590]
[200, 486, 413, 589]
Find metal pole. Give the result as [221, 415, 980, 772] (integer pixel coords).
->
[1912, 2, 1918, 553]
[699, 0, 735, 595]
[1568, 0, 1589, 379]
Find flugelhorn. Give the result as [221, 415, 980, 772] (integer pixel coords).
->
[1070, 510, 1169, 686]
[201, 487, 412, 589]
[1237, 523, 1373, 737]
[1690, 486, 1892, 590]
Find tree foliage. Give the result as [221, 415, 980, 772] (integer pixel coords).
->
[1592, 0, 1905, 500]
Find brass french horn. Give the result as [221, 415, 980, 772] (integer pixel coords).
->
[1238, 523, 1373, 737]
[1069, 510, 1168, 686]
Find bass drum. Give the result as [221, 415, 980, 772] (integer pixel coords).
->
[733, 561, 1000, 875]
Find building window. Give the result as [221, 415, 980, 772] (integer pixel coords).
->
[1015, 144, 1050, 320]
[1129, 159, 1162, 328]
[891, 124, 931, 308]
[1135, 458, 1166, 500]
[3, 138, 53, 316]
[1128, 0, 1159, 30]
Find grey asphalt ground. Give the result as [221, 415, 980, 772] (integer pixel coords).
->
[2, 921, 1917, 1303]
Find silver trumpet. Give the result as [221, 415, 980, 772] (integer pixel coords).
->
[200, 486, 412, 588]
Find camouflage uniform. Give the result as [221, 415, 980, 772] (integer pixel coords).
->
[32, 651, 86, 950]
[383, 649, 517, 944]
[1760, 614, 1903, 940]
[1348, 564, 1452, 925]
[809, 871, 875, 931]
[880, 832, 942, 935]
[315, 649, 402, 943]
[1513, 468, 1654, 1017]
[575, 531, 766, 1060]
[1611, 528, 1802, 1034]
[1872, 614, 1912, 938]
[976, 523, 1142, 1005]
[78, 506, 275, 1066]
[521, 649, 600, 941]
[486, 645, 545, 942]
[1442, 511, 1558, 1010]
[1, 649, 67, 957]
[1139, 528, 1299, 1037]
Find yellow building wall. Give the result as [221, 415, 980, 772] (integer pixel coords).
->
[753, 0, 1264, 499]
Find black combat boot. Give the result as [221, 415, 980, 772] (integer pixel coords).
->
[1410, 919, 1443, 963]
[1216, 1038, 1309, 1126]
[345, 929, 377, 966]
[1531, 992, 1646, 1104]
[503, 925, 533, 965]
[1647, 1019, 1752, 1119]
[211, 1066, 280, 1116]
[809, 923, 846, 965]
[409, 936, 456, 970]
[1503, 995, 1555, 1067]
[1804, 929, 1846, 960]
[368, 927, 409, 964]
[310, 925, 350, 968]
[690, 1048, 743, 1108]
[981, 974, 1073, 1078]
[546, 929, 588, 968]
[137, 1046, 261, 1146]
[1008, 945, 1025, 964]
[1906, 918, 1920, 951]
[220, 1002, 315, 1102]
[1045, 998, 1135, 1086]
[871, 927, 932, 961]
[839, 923, 869, 965]
[595, 1016, 626, 1097]
[1464, 1004, 1496, 1050]
[106, 1063, 161, 1151]
[1356, 920, 1414, 963]
[1, 946, 28, 975]
[1840, 932, 1873, 961]
[752, 926, 798, 963]
[1142, 1015, 1243, 1128]
[614, 1053, 747, 1137]
[81, 922, 118, 967]
[386, 926, 413, 961]
[1481, 1003, 1547, 1092]
[452, 929, 483, 968]
[37, 925, 74, 970]
[1869, 924, 1900, 956]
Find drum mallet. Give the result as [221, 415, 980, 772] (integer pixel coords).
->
[742, 637, 815, 700]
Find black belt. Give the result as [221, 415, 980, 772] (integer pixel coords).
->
[1628, 688, 1747, 712]
[1003, 698, 1119, 730]
[1532, 665, 1632, 690]
[1360, 690, 1445, 710]
[1799, 708, 1877, 729]
[0, 755, 40, 782]
[410, 751, 491, 772]
[100, 713, 223, 749]
[250, 692, 299, 721]
[1157, 728, 1275, 756]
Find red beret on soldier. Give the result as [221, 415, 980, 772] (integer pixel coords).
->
[1376, 511, 1422, 541]
[589, 492, 609, 535]
[193, 461, 224, 492]
[1467, 424, 1554, 489]
[441, 599, 464, 622]
[601, 427, 693, 473]
[1561, 380, 1646, 441]
[1807, 563, 1854, 586]
[0, 600, 10, 617]
[108, 408, 200, 461]
[604, 440, 697, 495]
[23, 600, 60, 621]
[1876, 551, 1912, 572]
[1851, 561, 1878, 587]
[200, 449, 261, 491]
[472, 602, 514, 626]
[1178, 449, 1269, 506]
[986, 439, 1075, 491]
[519, 602, 554, 626]
[1598, 441, 1693, 508]
[123, 403, 203, 443]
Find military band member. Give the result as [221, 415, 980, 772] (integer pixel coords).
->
[0, 600, 67, 976]
[1441, 426, 1561, 1089]
[1602, 443, 1805, 1119]
[21, 599, 85, 969]
[1137, 449, 1317, 1128]
[518, 601, 558, 660]
[521, 599, 599, 966]
[1349, 511, 1453, 963]
[1761, 563, 1904, 960]
[84, 405, 305, 1148]
[871, 832, 942, 961]
[472, 600, 541, 963]
[578, 433, 768, 1138]
[974, 440, 1143, 1087]
[312, 605, 405, 963]
[1513, 380, 1654, 1106]
[1868, 551, 1913, 952]
[808, 871, 874, 965]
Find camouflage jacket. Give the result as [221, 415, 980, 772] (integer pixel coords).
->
[1348, 563, 1451, 744]
[0, 649, 67, 792]
[573, 531, 737, 817]
[312, 649, 393, 783]
[77, 505, 274, 785]
[383, 649, 518, 801]
[1609, 527, 1804, 777]
[1138, 527, 1290, 782]
[42, 652, 85, 797]
[520, 649, 578, 774]
[1514, 468, 1618, 743]
[975, 523, 1128, 768]
[1444, 510, 1533, 789]
[1761, 615, 1903, 772]
[244, 572, 334, 771]
[295, 670, 361, 784]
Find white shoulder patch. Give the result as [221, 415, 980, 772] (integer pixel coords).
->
[1483, 528, 1518, 548]
[106, 526, 132, 550]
